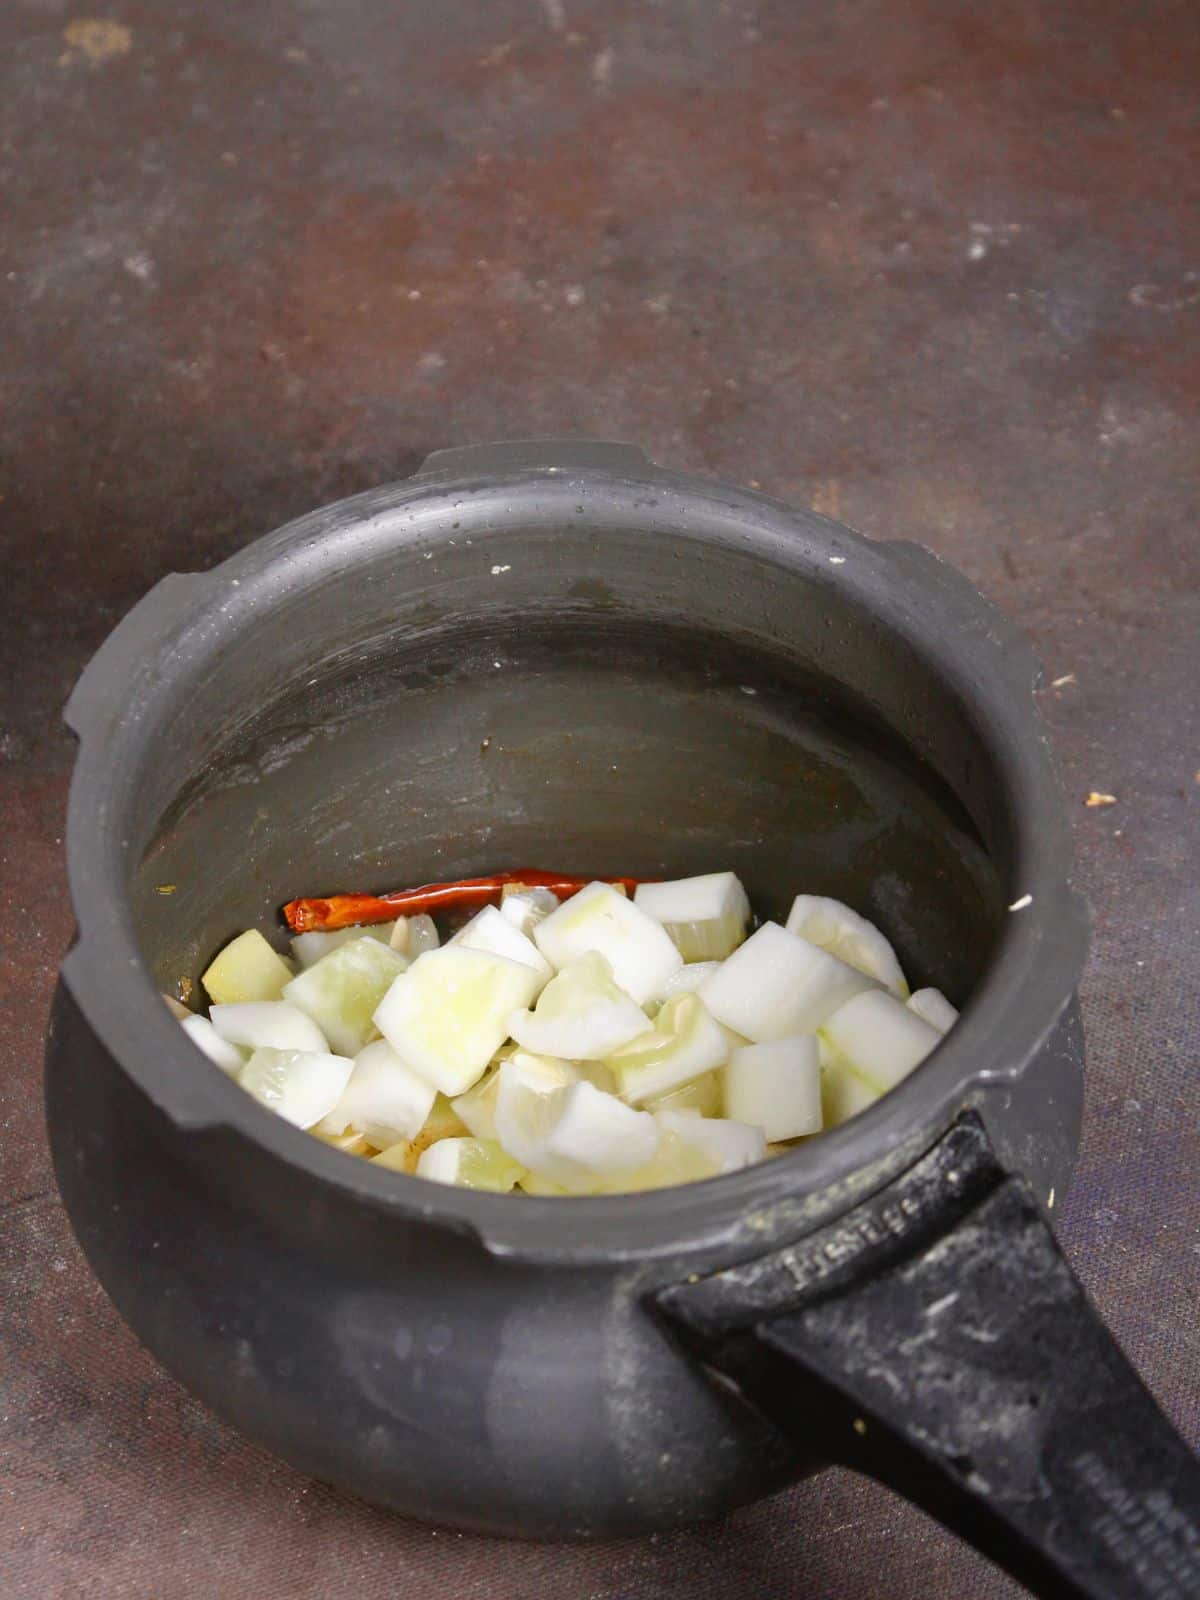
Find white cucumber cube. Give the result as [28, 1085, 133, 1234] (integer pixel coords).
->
[317, 1037, 437, 1146]
[543, 1080, 660, 1174]
[372, 945, 540, 1096]
[533, 880, 682, 1004]
[785, 894, 908, 997]
[635, 871, 751, 962]
[452, 904, 553, 994]
[283, 937, 408, 1056]
[201, 929, 293, 1005]
[907, 987, 959, 1033]
[700, 922, 878, 1042]
[655, 961, 723, 1002]
[724, 1035, 823, 1140]
[820, 989, 941, 1092]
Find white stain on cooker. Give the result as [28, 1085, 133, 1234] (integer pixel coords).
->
[491, 564, 511, 575]
[739, 685, 757, 696]
[1008, 893, 1033, 911]
[829, 555, 846, 564]
[493, 660, 503, 669]
[925, 1291, 959, 1318]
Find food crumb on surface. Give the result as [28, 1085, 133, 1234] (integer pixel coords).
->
[1008, 893, 1033, 911]
[852, 1418, 868, 1435]
[1050, 672, 1077, 688]
[1085, 791, 1117, 807]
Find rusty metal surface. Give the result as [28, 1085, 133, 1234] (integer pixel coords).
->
[1, 1, 1197, 1595]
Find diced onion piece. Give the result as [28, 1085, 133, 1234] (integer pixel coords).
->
[180, 1013, 248, 1075]
[162, 992, 192, 1021]
[317, 1038, 437, 1146]
[508, 952, 652, 1060]
[644, 1068, 722, 1118]
[656, 1109, 766, 1173]
[518, 1170, 573, 1196]
[499, 886, 560, 938]
[452, 905, 553, 994]
[655, 961, 722, 1002]
[493, 1052, 586, 1184]
[401, 914, 440, 956]
[239, 1047, 354, 1128]
[785, 894, 908, 998]
[544, 1080, 659, 1174]
[372, 1140, 417, 1173]
[210, 1000, 329, 1054]
[607, 994, 729, 1105]
[820, 989, 941, 1093]
[283, 937, 408, 1056]
[291, 922, 397, 968]
[635, 871, 751, 962]
[724, 1035, 823, 1140]
[533, 880, 683, 1004]
[908, 987, 959, 1033]
[373, 945, 540, 1096]
[700, 922, 878, 1042]
[201, 929, 293, 1005]
[452, 1065, 502, 1141]
[312, 1126, 376, 1156]
[416, 1136, 526, 1191]
[370, 1095, 468, 1173]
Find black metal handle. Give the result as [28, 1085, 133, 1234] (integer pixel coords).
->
[656, 1116, 1200, 1600]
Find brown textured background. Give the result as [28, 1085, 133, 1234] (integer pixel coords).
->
[2, 1, 1198, 1595]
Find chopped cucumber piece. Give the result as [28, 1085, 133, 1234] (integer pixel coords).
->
[635, 871, 751, 961]
[655, 960, 722, 1002]
[373, 945, 540, 1095]
[544, 1080, 660, 1174]
[608, 993, 729, 1104]
[508, 952, 652, 1059]
[317, 1037, 437, 1146]
[785, 894, 908, 997]
[201, 929, 293, 1005]
[533, 880, 682, 1004]
[820, 989, 941, 1092]
[417, 1136, 526, 1191]
[907, 987, 959, 1033]
[283, 937, 408, 1056]
[290, 922, 397, 968]
[210, 1000, 329, 1055]
[724, 1035, 823, 1140]
[700, 922, 878, 1042]
[239, 1047, 354, 1128]
[452, 904, 553, 994]
[656, 1109, 766, 1172]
